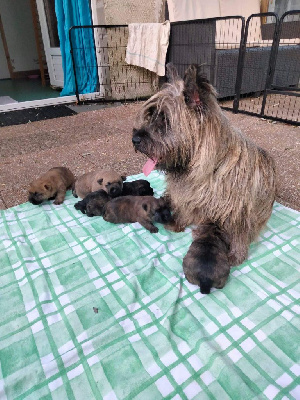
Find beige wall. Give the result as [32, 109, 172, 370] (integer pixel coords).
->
[103, 0, 165, 24]
[0, 0, 38, 73]
[92, 0, 166, 100]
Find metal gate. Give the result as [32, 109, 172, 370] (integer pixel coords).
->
[70, 13, 300, 125]
[233, 11, 300, 125]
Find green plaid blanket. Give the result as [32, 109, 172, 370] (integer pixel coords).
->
[0, 171, 299, 400]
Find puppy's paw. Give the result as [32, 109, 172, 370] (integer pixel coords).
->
[150, 226, 159, 234]
[164, 222, 185, 232]
[53, 199, 63, 205]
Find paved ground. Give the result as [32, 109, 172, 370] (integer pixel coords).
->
[0, 102, 299, 211]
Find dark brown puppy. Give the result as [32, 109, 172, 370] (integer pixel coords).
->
[183, 223, 230, 294]
[73, 169, 126, 199]
[132, 63, 276, 270]
[74, 189, 111, 216]
[122, 180, 154, 196]
[103, 196, 172, 233]
[28, 167, 75, 205]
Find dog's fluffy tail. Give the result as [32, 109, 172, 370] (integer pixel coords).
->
[183, 222, 230, 294]
[199, 277, 213, 294]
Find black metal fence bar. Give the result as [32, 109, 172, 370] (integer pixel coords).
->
[167, 16, 245, 106]
[69, 15, 299, 125]
[233, 13, 279, 115]
[260, 10, 300, 124]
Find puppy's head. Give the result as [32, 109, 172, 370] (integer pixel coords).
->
[86, 197, 109, 217]
[152, 197, 172, 223]
[136, 180, 154, 196]
[97, 171, 126, 198]
[139, 197, 171, 222]
[28, 180, 56, 205]
[153, 206, 172, 224]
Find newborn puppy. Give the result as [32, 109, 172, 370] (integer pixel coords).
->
[122, 180, 154, 196]
[183, 223, 231, 294]
[73, 169, 126, 198]
[28, 167, 75, 205]
[153, 204, 173, 224]
[103, 196, 171, 233]
[74, 189, 111, 216]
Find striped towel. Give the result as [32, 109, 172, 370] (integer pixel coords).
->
[125, 21, 170, 76]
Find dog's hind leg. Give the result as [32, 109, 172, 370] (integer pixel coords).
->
[227, 233, 249, 266]
[223, 218, 251, 266]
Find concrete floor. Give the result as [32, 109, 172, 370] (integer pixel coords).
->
[0, 102, 299, 211]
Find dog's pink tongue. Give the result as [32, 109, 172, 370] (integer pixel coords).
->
[143, 158, 157, 176]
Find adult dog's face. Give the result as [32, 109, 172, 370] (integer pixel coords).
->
[132, 64, 216, 173]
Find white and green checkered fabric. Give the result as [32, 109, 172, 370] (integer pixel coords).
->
[0, 171, 299, 400]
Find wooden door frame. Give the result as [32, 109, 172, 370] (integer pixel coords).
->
[0, 12, 14, 79]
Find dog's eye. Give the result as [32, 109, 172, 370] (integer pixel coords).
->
[184, 93, 190, 103]
[148, 107, 155, 116]
[106, 182, 111, 186]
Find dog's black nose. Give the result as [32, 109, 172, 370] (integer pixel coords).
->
[132, 136, 141, 145]
[110, 187, 121, 197]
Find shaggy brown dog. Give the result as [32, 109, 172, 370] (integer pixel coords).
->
[73, 169, 126, 199]
[122, 179, 154, 196]
[28, 167, 75, 205]
[103, 196, 172, 233]
[132, 64, 276, 269]
[74, 189, 111, 216]
[183, 223, 230, 294]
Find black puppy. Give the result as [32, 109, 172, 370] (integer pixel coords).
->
[74, 180, 154, 217]
[122, 180, 154, 196]
[74, 189, 111, 216]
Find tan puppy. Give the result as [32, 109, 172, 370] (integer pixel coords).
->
[28, 167, 75, 205]
[73, 169, 126, 199]
[103, 196, 172, 233]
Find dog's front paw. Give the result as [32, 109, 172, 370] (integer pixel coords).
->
[150, 226, 159, 234]
[53, 199, 63, 205]
[164, 222, 185, 232]
[72, 189, 78, 198]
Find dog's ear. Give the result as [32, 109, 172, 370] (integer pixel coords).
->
[166, 63, 185, 95]
[184, 64, 215, 109]
[44, 183, 52, 191]
[142, 203, 148, 212]
[183, 65, 202, 109]
[97, 178, 103, 185]
[121, 175, 126, 181]
[166, 63, 180, 83]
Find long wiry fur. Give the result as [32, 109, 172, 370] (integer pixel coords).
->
[133, 64, 276, 267]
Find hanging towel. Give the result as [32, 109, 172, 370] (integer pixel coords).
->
[125, 21, 170, 76]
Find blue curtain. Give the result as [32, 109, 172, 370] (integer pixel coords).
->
[55, 0, 98, 96]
